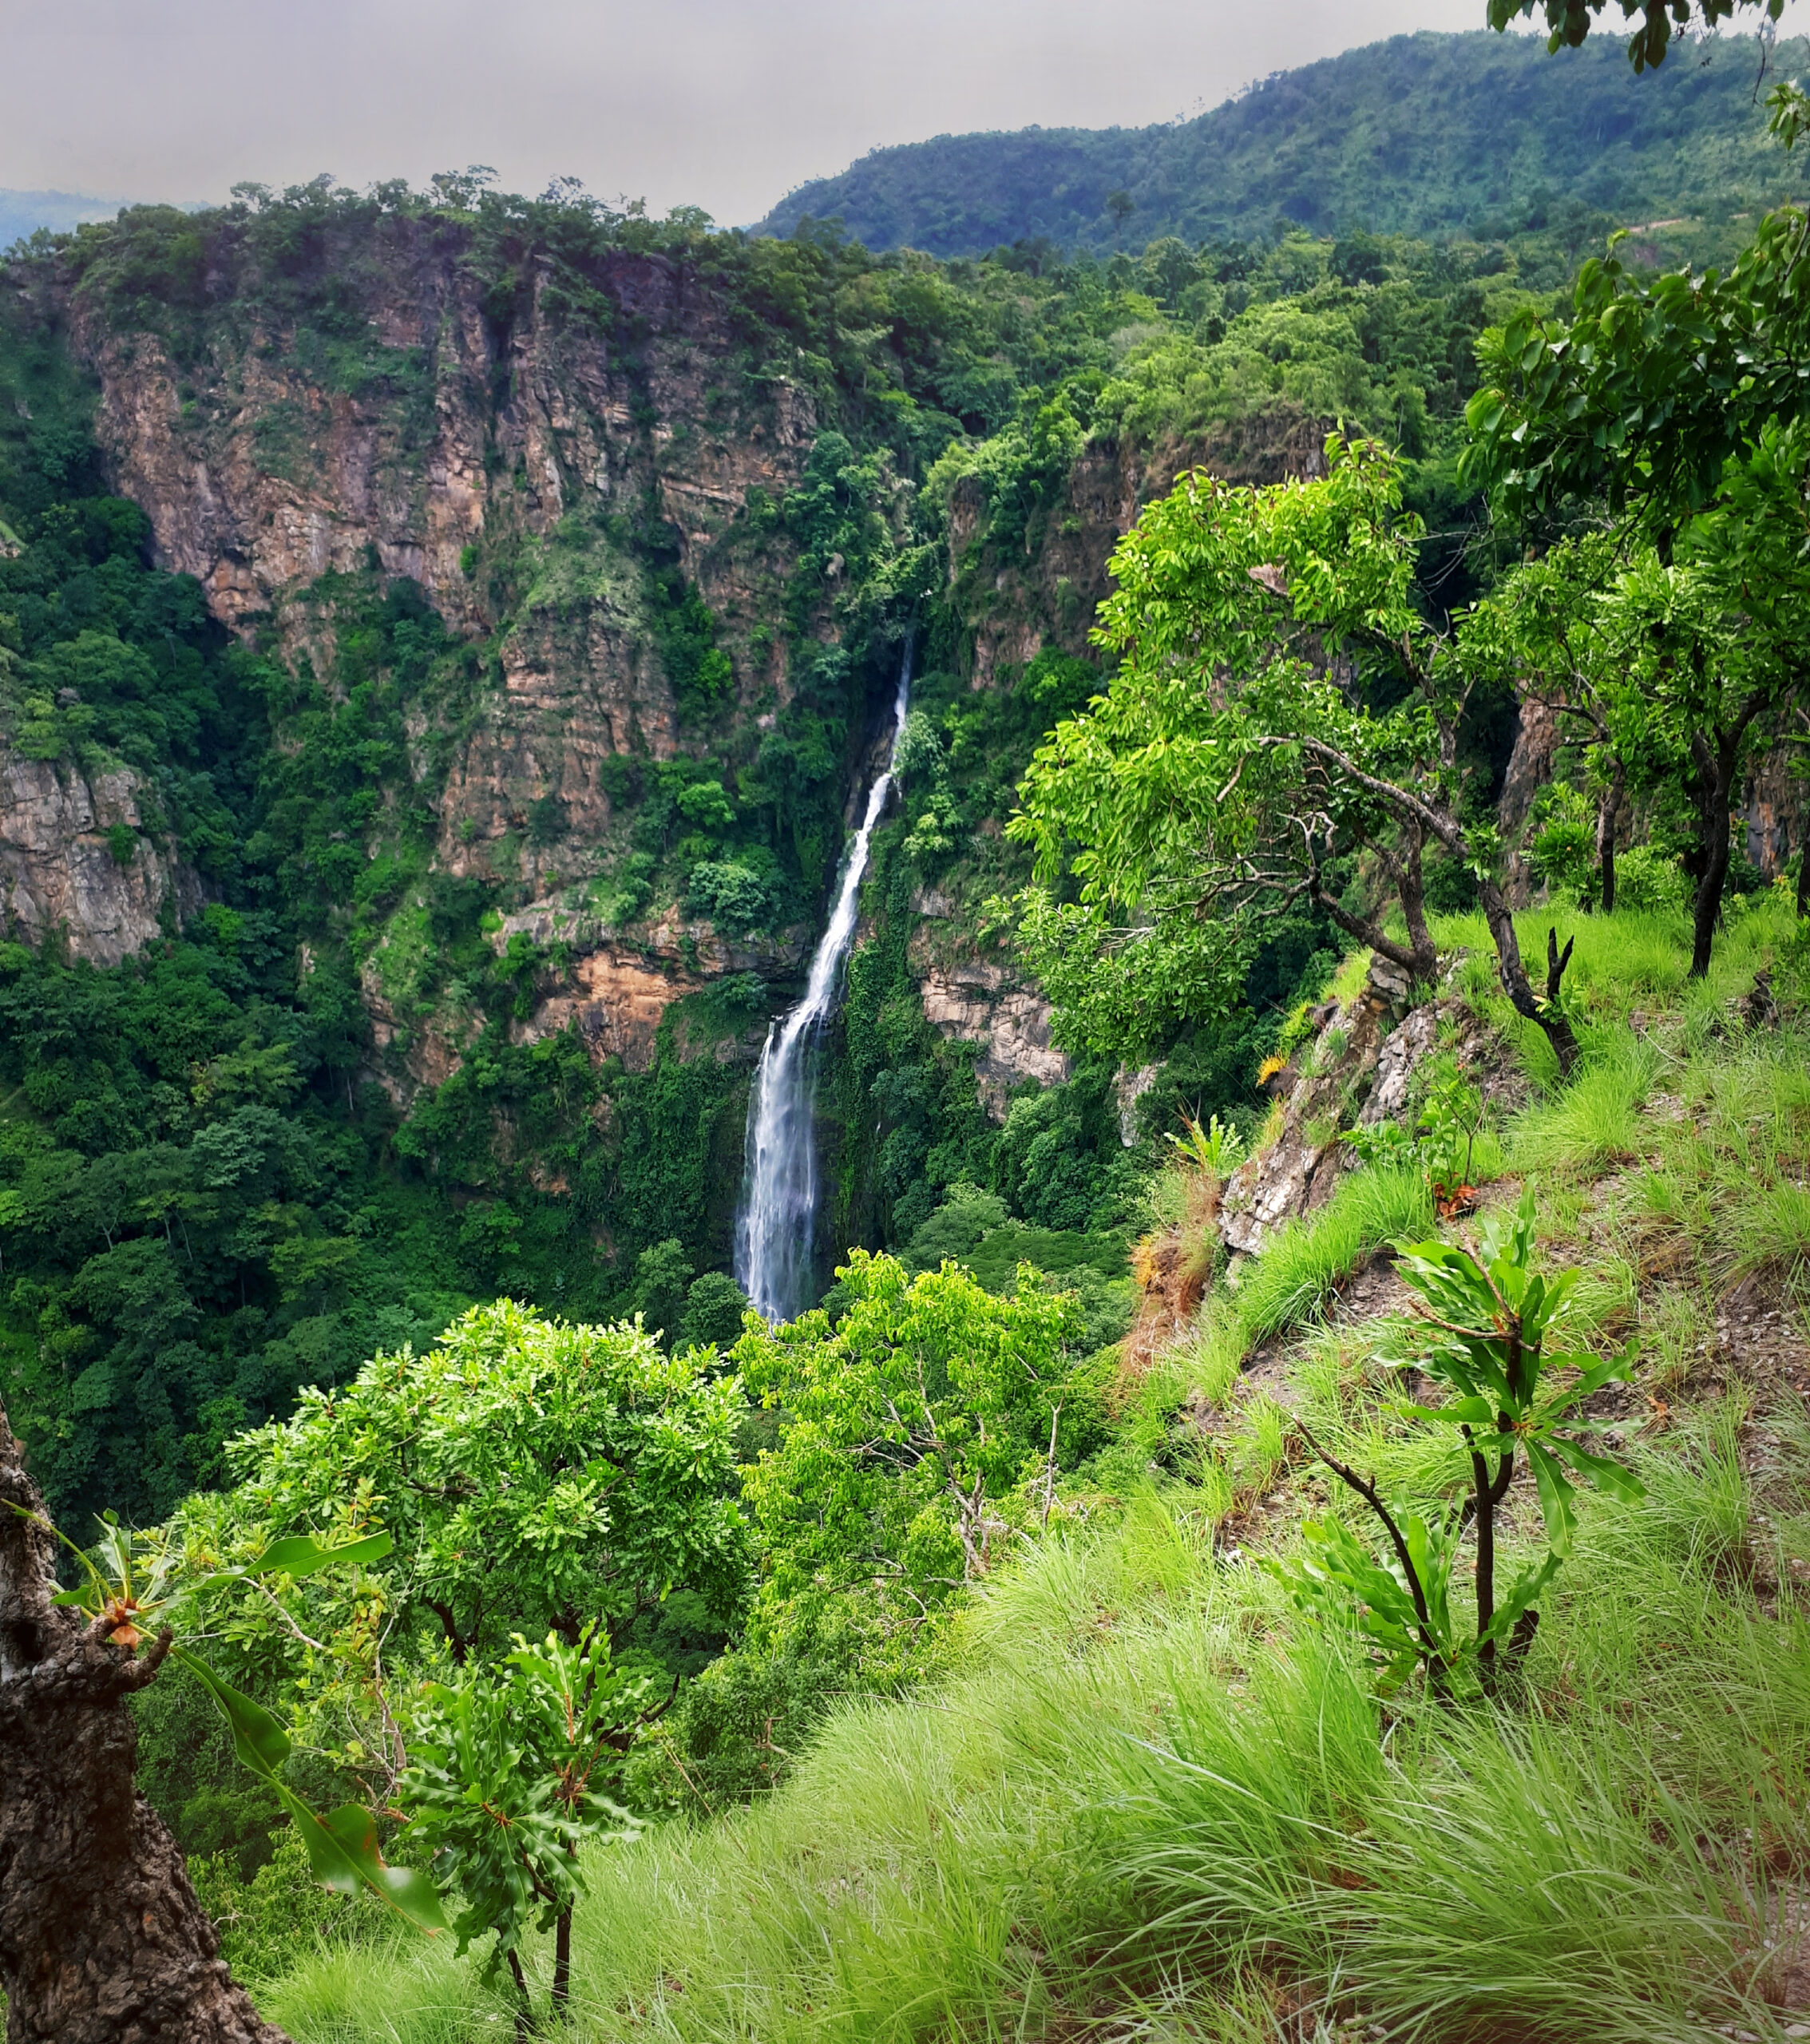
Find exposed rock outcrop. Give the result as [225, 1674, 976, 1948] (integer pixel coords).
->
[910, 935, 1070, 1120]
[947, 404, 1329, 691]
[1496, 695, 1562, 906]
[1217, 957, 1410, 1255]
[0, 753, 188, 965]
[1745, 742, 1808, 882]
[498, 902, 803, 1073]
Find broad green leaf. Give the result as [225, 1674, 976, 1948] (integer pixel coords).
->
[1546, 1434, 1646, 1502]
[258, 1530, 394, 1578]
[1400, 1395, 1495, 1426]
[1524, 1440, 1579, 1557]
[173, 1647, 292, 1779]
[1483, 1551, 1562, 1646]
[276, 1792, 450, 1933]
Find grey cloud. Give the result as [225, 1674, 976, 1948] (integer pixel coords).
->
[1, 0, 1796, 226]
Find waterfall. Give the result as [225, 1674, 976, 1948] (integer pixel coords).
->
[735, 643, 913, 1322]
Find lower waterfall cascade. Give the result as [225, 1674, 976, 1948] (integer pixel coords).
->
[734, 644, 913, 1322]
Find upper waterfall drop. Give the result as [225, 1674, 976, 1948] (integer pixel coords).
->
[735, 644, 913, 1323]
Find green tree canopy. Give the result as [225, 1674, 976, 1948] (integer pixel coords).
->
[1464, 81, 1810, 529]
[733, 1252, 1094, 1624]
[191, 1299, 751, 1670]
[1008, 435, 1582, 1068]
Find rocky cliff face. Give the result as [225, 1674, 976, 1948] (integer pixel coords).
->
[42, 216, 849, 1106]
[73, 227, 816, 905]
[945, 404, 1328, 690]
[909, 923, 1070, 1118]
[34, 227, 1336, 1148]
[0, 754, 187, 965]
[77, 235, 814, 647]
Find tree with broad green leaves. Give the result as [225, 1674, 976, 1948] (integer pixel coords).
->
[148, 1301, 748, 2033]
[1280, 1190, 1642, 1697]
[732, 1252, 1094, 1634]
[1465, 81, 1810, 532]
[1460, 534, 1632, 914]
[1466, 521, 1799, 967]
[1007, 434, 1583, 1073]
[399, 1624, 659, 2033]
[1463, 89, 1810, 966]
[184, 1298, 751, 1677]
[1489, 0, 1788, 73]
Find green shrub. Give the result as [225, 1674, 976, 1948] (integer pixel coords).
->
[190, 1828, 389, 1983]
[1614, 842, 1689, 913]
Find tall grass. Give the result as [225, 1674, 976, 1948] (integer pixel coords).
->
[258, 1468, 1810, 2044]
[259, 1936, 510, 2042]
[1435, 897, 1790, 1091]
[1508, 1028, 1659, 1174]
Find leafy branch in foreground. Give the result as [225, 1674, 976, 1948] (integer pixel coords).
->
[159, 1301, 750, 2027]
[1279, 1189, 1642, 1694]
[1488, 0, 1785, 73]
[32, 1502, 450, 1935]
[0, 1398, 439, 2044]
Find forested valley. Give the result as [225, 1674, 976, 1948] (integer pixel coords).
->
[6, 14, 1810, 2043]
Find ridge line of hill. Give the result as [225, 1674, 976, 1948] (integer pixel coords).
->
[751, 28, 1810, 257]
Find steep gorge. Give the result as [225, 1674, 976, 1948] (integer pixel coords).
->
[0, 184, 1542, 1523]
[26, 203, 1257, 1124]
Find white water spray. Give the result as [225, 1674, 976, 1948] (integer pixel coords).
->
[735, 644, 913, 1321]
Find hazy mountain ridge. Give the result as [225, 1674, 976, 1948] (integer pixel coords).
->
[0, 189, 143, 251]
[754, 30, 1808, 255]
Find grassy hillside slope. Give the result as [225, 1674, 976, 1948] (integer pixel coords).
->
[754, 30, 1809, 256]
[220, 894, 1810, 2042]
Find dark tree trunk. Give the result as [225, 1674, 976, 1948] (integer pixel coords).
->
[1595, 759, 1624, 916]
[1307, 818, 1439, 984]
[1798, 820, 1810, 921]
[553, 1904, 573, 2019]
[1476, 880, 1580, 1075]
[1689, 729, 1741, 980]
[1393, 819, 1440, 982]
[505, 1947, 533, 2040]
[0, 1403, 289, 2044]
[1470, 1444, 1498, 1679]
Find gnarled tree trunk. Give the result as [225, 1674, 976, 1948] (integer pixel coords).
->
[1477, 878, 1580, 1075]
[0, 1402, 289, 2044]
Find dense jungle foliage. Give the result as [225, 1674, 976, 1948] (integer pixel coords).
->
[757, 30, 1807, 259]
[0, 148, 1630, 1546]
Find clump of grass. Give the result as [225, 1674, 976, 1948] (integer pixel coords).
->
[259, 1937, 506, 2043]
[1508, 1028, 1659, 1173]
[1724, 1180, 1810, 1292]
[1642, 1286, 1708, 1394]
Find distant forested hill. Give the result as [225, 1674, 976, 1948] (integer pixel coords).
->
[753, 30, 1807, 254]
[0, 191, 137, 250]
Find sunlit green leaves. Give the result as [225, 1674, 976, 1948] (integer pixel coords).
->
[1389, 1187, 1643, 1558]
[398, 1626, 644, 1979]
[734, 1251, 1088, 1615]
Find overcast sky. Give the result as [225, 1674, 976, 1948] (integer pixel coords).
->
[2, 0, 1804, 226]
